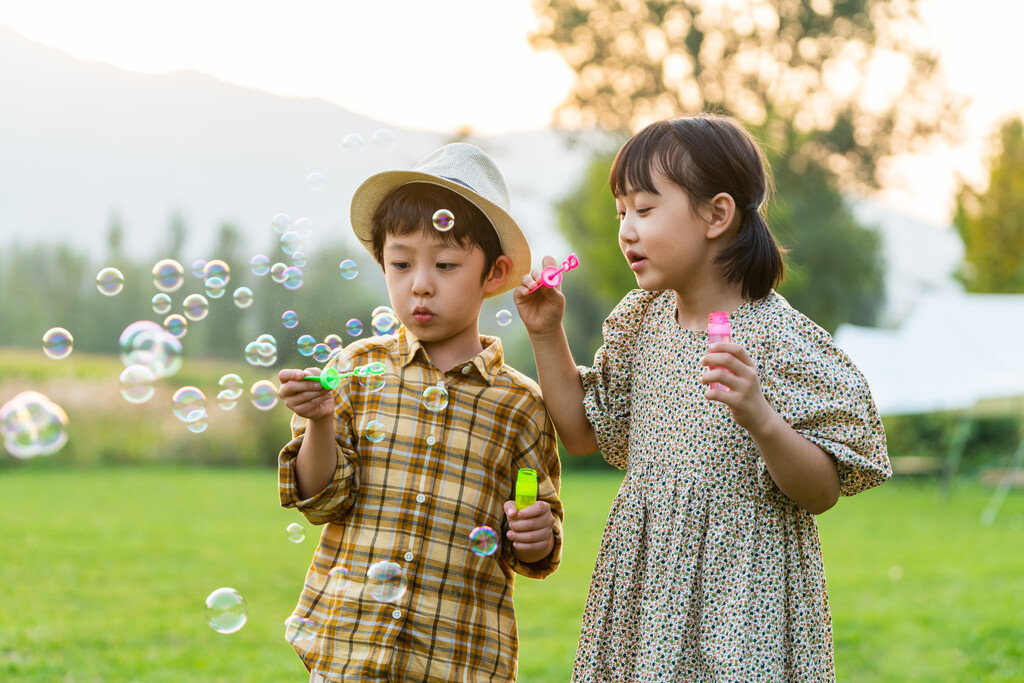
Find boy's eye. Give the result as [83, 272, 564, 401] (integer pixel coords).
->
[389, 261, 409, 270]
[436, 262, 456, 271]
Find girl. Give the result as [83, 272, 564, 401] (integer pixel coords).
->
[514, 113, 891, 681]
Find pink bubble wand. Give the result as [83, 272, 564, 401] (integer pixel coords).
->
[527, 253, 580, 293]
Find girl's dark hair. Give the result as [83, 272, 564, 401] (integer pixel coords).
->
[609, 113, 784, 300]
[370, 182, 503, 281]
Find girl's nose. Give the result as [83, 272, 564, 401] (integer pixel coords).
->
[618, 215, 637, 244]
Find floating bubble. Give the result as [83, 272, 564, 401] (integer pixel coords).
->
[281, 266, 304, 291]
[312, 343, 332, 363]
[244, 342, 262, 367]
[233, 287, 254, 309]
[250, 254, 271, 276]
[421, 385, 449, 412]
[172, 386, 207, 423]
[152, 259, 185, 293]
[272, 213, 291, 234]
[328, 565, 351, 592]
[183, 294, 210, 322]
[364, 420, 387, 443]
[296, 335, 316, 356]
[469, 526, 499, 557]
[345, 319, 363, 337]
[323, 334, 344, 351]
[96, 267, 125, 296]
[152, 293, 173, 315]
[120, 320, 183, 379]
[293, 217, 313, 235]
[164, 314, 188, 338]
[306, 171, 326, 190]
[191, 259, 207, 279]
[42, 327, 73, 360]
[432, 209, 455, 232]
[218, 374, 244, 401]
[119, 365, 156, 404]
[280, 231, 302, 256]
[251, 380, 279, 411]
[358, 370, 385, 393]
[284, 615, 316, 644]
[204, 277, 226, 299]
[205, 587, 247, 634]
[372, 128, 396, 149]
[292, 251, 307, 267]
[366, 561, 407, 603]
[203, 259, 230, 285]
[286, 522, 305, 543]
[342, 133, 366, 153]
[282, 310, 299, 329]
[186, 413, 209, 433]
[0, 391, 69, 459]
[216, 391, 237, 411]
[371, 310, 400, 336]
[496, 309, 513, 327]
[257, 333, 278, 347]
[270, 262, 288, 283]
[339, 259, 358, 280]
[327, 347, 354, 374]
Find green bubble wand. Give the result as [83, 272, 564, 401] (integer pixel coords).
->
[301, 361, 386, 390]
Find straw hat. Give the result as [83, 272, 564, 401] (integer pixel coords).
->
[349, 143, 531, 297]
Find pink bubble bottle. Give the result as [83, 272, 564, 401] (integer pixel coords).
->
[708, 311, 731, 391]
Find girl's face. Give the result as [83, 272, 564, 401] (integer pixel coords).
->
[615, 172, 714, 293]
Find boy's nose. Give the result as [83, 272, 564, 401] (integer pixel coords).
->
[411, 269, 434, 296]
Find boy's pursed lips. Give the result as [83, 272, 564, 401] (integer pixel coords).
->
[413, 305, 435, 322]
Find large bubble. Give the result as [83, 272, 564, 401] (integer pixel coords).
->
[0, 391, 69, 458]
[119, 320, 183, 379]
[205, 587, 247, 634]
[366, 561, 407, 603]
[152, 259, 185, 293]
[42, 327, 73, 360]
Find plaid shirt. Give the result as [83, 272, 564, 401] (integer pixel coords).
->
[279, 327, 563, 682]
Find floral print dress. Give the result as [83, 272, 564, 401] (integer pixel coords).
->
[573, 290, 891, 682]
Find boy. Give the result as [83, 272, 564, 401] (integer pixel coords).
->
[277, 143, 563, 682]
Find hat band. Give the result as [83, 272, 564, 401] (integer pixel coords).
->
[440, 175, 476, 192]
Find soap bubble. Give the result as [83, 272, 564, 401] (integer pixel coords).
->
[293, 217, 313, 235]
[371, 128, 396, 149]
[286, 522, 305, 543]
[191, 259, 207, 279]
[432, 209, 455, 232]
[339, 259, 358, 280]
[171, 386, 206, 424]
[284, 615, 316, 644]
[297, 335, 316, 356]
[323, 334, 343, 351]
[272, 213, 291, 234]
[204, 277, 226, 299]
[151, 293, 172, 315]
[250, 254, 271, 276]
[42, 327, 73, 360]
[96, 267, 125, 296]
[306, 171, 326, 190]
[328, 565, 351, 593]
[281, 266, 304, 291]
[217, 374, 244, 401]
[421, 385, 449, 412]
[345, 319, 363, 337]
[203, 259, 230, 286]
[120, 320, 183, 379]
[366, 561, 407, 603]
[342, 133, 366, 153]
[281, 310, 299, 329]
[469, 526, 499, 557]
[270, 262, 288, 283]
[152, 259, 185, 293]
[312, 343, 332, 363]
[280, 231, 302, 256]
[364, 420, 386, 443]
[357, 368, 386, 393]
[183, 294, 210, 322]
[119, 365, 156, 404]
[1, 391, 69, 458]
[251, 380, 279, 410]
[371, 309, 400, 336]
[495, 309, 513, 327]
[291, 251, 307, 267]
[233, 287, 254, 309]
[205, 587, 247, 634]
[163, 314, 188, 339]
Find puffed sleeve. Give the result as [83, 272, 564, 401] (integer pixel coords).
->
[278, 378, 360, 525]
[759, 311, 891, 498]
[578, 290, 656, 469]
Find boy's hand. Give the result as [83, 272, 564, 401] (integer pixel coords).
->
[278, 368, 335, 421]
[699, 342, 774, 436]
[512, 255, 566, 338]
[503, 500, 555, 563]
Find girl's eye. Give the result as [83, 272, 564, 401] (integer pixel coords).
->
[616, 211, 626, 220]
[636, 207, 652, 216]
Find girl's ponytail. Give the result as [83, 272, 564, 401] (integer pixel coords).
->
[715, 203, 785, 300]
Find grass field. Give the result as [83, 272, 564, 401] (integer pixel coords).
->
[1, 468, 1021, 681]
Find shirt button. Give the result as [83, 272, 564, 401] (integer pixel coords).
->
[415, 493, 426, 504]
[426, 436, 436, 446]
[403, 551, 414, 562]
[461, 365, 470, 374]
[392, 609, 402, 619]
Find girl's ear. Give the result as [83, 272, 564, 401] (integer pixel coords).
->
[483, 254, 513, 295]
[706, 193, 737, 240]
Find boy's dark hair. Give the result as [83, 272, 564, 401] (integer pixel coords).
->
[609, 113, 785, 300]
[370, 182, 503, 282]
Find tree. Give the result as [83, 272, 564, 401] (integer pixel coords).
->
[530, 0, 962, 190]
[954, 117, 1024, 293]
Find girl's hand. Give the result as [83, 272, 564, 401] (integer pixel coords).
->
[700, 342, 774, 435]
[277, 368, 335, 421]
[512, 255, 566, 338]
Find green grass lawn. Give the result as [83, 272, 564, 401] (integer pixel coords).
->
[1, 468, 1021, 681]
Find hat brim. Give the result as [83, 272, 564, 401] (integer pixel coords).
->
[350, 170, 531, 298]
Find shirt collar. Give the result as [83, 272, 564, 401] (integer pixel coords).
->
[396, 326, 504, 385]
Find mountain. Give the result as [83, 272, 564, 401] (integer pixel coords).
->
[0, 24, 591, 264]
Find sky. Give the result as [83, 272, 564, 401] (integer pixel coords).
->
[1, 0, 1023, 226]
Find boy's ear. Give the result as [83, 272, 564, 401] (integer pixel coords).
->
[483, 254, 513, 295]
[706, 193, 737, 239]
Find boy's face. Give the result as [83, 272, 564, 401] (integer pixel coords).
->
[381, 230, 510, 358]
